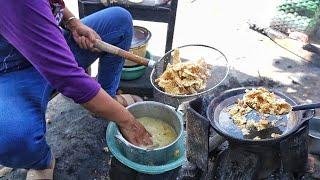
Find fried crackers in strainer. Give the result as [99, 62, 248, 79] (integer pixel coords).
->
[155, 49, 212, 95]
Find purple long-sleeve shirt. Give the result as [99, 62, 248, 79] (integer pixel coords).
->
[0, 0, 101, 104]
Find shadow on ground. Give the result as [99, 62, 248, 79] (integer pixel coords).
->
[272, 56, 320, 105]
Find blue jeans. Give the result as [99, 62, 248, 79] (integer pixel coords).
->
[0, 7, 133, 169]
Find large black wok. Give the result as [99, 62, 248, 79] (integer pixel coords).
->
[206, 87, 315, 145]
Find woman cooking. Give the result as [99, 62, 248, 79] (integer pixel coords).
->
[0, 0, 152, 179]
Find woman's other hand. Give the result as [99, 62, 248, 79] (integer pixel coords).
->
[119, 118, 153, 146]
[68, 19, 101, 52]
[82, 89, 153, 147]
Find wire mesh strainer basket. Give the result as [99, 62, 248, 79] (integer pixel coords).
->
[150, 44, 229, 107]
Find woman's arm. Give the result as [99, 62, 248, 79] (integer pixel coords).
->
[0, 0, 99, 103]
[62, 6, 77, 27]
[63, 7, 101, 52]
[83, 89, 152, 145]
[60, 6, 151, 144]
[0, 0, 151, 146]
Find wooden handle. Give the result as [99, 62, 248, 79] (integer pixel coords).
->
[95, 39, 150, 66]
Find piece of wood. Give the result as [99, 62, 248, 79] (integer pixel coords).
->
[272, 37, 320, 66]
[248, 23, 320, 66]
[264, 28, 320, 66]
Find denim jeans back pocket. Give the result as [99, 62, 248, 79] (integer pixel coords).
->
[0, 35, 31, 73]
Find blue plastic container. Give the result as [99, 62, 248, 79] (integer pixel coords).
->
[106, 101, 186, 174]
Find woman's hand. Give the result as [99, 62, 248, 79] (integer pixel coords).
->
[82, 89, 153, 147]
[68, 19, 101, 52]
[119, 118, 153, 146]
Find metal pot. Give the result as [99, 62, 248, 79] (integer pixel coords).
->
[309, 117, 320, 155]
[124, 26, 151, 67]
[206, 87, 315, 145]
[114, 101, 184, 166]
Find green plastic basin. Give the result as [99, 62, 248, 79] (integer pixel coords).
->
[106, 101, 186, 174]
[106, 123, 186, 174]
[121, 51, 151, 81]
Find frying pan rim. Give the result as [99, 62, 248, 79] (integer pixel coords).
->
[150, 44, 230, 98]
[206, 87, 305, 144]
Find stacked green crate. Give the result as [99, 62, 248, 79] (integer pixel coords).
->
[270, 0, 320, 34]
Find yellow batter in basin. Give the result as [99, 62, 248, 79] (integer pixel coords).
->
[137, 117, 177, 148]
